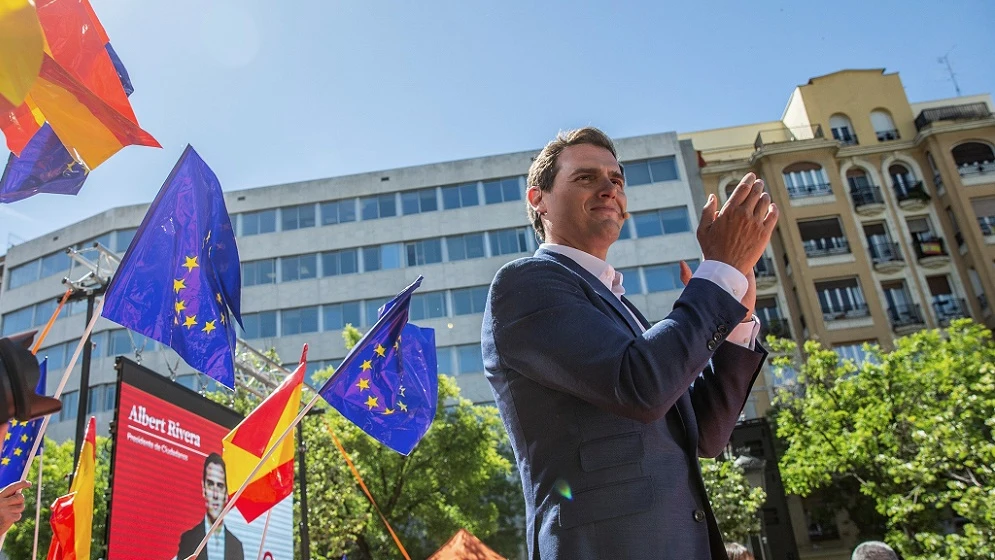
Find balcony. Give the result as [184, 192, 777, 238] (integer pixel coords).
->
[912, 235, 950, 268]
[979, 216, 995, 239]
[876, 129, 901, 142]
[933, 297, 968, 326]
[804, 237, 850, 258]
[822, 303, 870, 322]
[850, 186, 885, 216]
[832, 128, 859, 146]
[754, 124, 824, 151]
[787, 182, 833, 198]
[868, 241, 905, 273]
[957, 161, 995, 179]
[915, 102, 994, 132]
[893, 181, 930, 210]
[888, 303, 926, 334]
[754, 256, 777, 290]
[761, 317, 792, 340]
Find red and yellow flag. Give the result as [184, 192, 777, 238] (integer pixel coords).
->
[222, 346, 305, 523]
[0, 0, 44, 106]
[46, 416, 96, 560]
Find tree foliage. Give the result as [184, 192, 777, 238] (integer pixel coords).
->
[4, 436, 111, 560]
[700, 457, 766, 543]
[770, 319, 995, 559]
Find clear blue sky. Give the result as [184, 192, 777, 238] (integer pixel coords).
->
[2, 0, 993, 254]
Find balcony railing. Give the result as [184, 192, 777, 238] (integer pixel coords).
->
[832, 128, 859, 146]
[754, 124, 824, 151]
[933, 297, 968, 325]
[957, 161, 995, 178]
[787, 182, 833, 198]
[761, 317, 792, 340]
[868, 240, 903, 264]
[915, 102, 994, 132]
[913, 236, 949, 259]
[850, 186, 884, 208]
[804, 237, 850, 258]
[876, 129, 901, 142]
[754, 256, 776, 279]
[888, 303, 925, 329]
[822, 303, 870, 321]
[979, 216, 995, 236]
[893, 181, 930, 203]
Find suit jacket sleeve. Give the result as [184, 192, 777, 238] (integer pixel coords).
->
[487, 258, 763, 424]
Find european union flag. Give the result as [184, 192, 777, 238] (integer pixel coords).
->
[320, 277, 438, 455]
[0, 358, 48, 486]
[102, 145, 242, 388]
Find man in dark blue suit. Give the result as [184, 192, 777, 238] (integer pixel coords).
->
[482, 127, 778, 559]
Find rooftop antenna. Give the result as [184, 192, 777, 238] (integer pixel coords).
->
[938, 49, 962, 97]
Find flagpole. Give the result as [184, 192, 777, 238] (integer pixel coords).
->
[30, 454, 44, 560]
[255, 510, 272, 560]
[19, 297, 105, 482]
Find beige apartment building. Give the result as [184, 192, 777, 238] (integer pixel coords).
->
[683, 69, 995, 558]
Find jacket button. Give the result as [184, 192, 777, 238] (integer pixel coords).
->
[712, 332, 722, 342]
[717, 324, 729, 334]
[707, 340, 717, 351]
[693, 509, 706, 523]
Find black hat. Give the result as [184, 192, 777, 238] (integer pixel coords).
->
[0, 332, 63, 422]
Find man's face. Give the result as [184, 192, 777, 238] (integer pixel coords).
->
[531, 144, 626, 258]
[202, 463, 227, 522]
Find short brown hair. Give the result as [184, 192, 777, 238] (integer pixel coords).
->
[527, 127, 619, 242]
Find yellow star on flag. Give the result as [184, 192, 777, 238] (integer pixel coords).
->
[398, 401, 408, 412]
[365, 395, 379, 410]
[374, 344, 386, 357]
[216, 293, 222, 303]
[175, 300, 186, 314]
[202, 320, 216, 334]
[173, 278, 186, 293]
[183, 315, 197, 328]
[0, 458, 8, 466]
[361, 360, 373, 371]
[382, 408, 395, 415]
[356, 378, 370, 390]
[13, 448, 22, 456]
[3, 433, 9, 441]
[399, 386, 407, 397]
[20, 434, 27, 442]
[219, 313, 226, 324]
[182, 256, 199, 272]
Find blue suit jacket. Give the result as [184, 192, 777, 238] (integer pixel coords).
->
[482, 248, 766, 559]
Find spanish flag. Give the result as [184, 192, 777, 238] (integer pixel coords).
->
[46, 416, 96, 560]
[0, 0, 44, 106]
[222, 346, 305, 523]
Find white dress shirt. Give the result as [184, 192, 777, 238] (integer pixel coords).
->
[540, 243, 760, 348]
[204, 516, 226, 560]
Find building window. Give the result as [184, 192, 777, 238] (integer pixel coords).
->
[483, 177, 522, 204]
[76, 233, 112, 251]
[882, 280, 922, 328]
[436, 346, 454, 375]
[631, 207, 691, 238]
[1, 306, 33, 336]
[362, 244, 402, 272]
[456, 344, 484, 375]
[409, 292, 448, 321]
[644, 261, 698, 293]
[971, 197, 995, 236]
[108, 329, 133, 356]
[281, 306, 319, 336]
[951, 142, 995, 177]
[242, 259, 276, 287]
[798, 217, 849, 257]
[241, 311, 278, 339]
[834, 341, 877, 366]
[864, 223, 901, 264]
[624, 156, 679, 186]
[88, 385, 105, 414]
[114, 228, 137, 253]
[617, 267, 641, 294]
[829, 113, 857, 145]
[816, 278, 868, 320]
[361, 193, 397, 220]
[452, 286, 488, 316]
[401, 187, 439, 215]
[320, 199, 357, 226]
[926, 151, 944, 191]
[442, 183, 479, 210]
[281, 204, 316, 231]
[32, 299, 58, 328]
[446, 233, 486, 262]
[281, 254, 317, 282]
[39, 342, 67, 371]
[241, 209, 277, 236]
[40, 251, 71, 278]
[323, 302, 361, 331]
[364, 297, 391, 326]
[321, 248, 359, 277]
[489, 227, 530, 256]
[7, 260, 39, 290]
[870, 109, 899, 141]
[405, 238, 443, 266]
[783, 162, 832, 198]
[60, 391, 78, 422]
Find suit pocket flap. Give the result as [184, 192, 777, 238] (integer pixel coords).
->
[559, 477, 653, 529]
[579, 432, 643, 472]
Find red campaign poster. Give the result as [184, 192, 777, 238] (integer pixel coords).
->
[106, 359, 293, 560]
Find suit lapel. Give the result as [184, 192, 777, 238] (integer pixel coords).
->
[536, 248, 644, 336]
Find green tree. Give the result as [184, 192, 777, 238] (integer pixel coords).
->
[700, 458, 767, 543]
[770, 319, 995, 559]
[4, 436, 111, 560]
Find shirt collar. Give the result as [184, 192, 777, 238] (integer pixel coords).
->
[204, 516, 225, 537]
[540, 243, 625, 298]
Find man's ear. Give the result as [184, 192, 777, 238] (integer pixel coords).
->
[527, 186, 544, 215]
